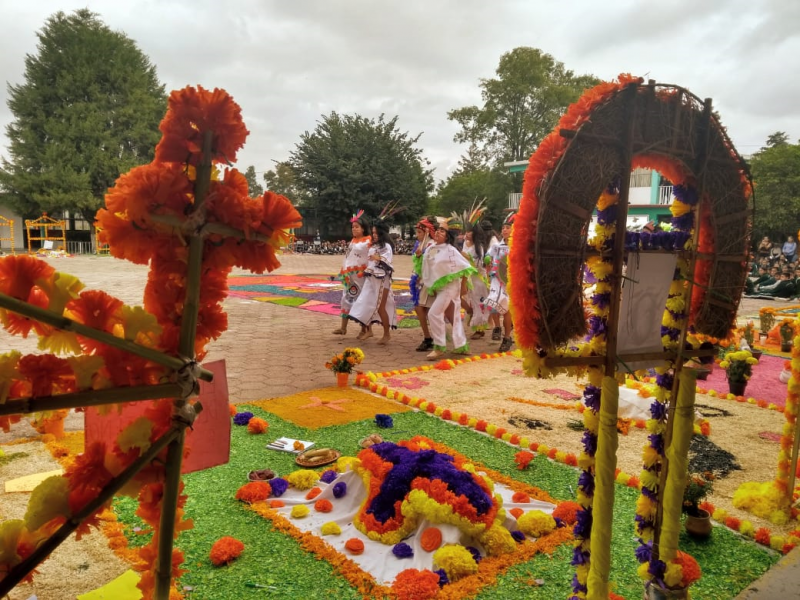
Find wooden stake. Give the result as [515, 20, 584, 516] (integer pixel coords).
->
[0, 426, 181, 597]
[0, 292, 213, 382]
[0, 382, 183, 417]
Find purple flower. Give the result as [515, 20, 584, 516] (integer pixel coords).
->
[584, 265, 598, 284]
[648, 434, 665, 455]
[466, 546, 482, 563]
[320, 470, 338, 484]
[640, 231, 652, 249]
[583, 385, 601, 413]
[671, 212, 694, 231]
[636, 541, 653, 563]
[578, 471, 595, 496]
[571, 546, 590, 565]
[511, 530, 526, 543]
[269, 478, 288, 497]
[661, 325, 680, 341]
[375, 414, 393, 428]
[641, 484, 658, 500]
[233, 411, 254, 426]
[672, 184, 698, 206]
[648, 559, 667, 580]
[581, 431, 598, 456]
[572, 573, 588, 594]
[434, 569, 449, 587]
[591, 292, 611, 310]
[588, 315, 607, 337]
[597, 205, 618, 225]
[332, 482, 347, 498]
[655, 372, 674, 389]
[574, 507, 593, 538]
[554, 517, 565, 528]
[392, 542, 413, 558]
[650, 400, 668, 421]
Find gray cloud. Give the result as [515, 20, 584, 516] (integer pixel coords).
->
[1, 0, 798, 179]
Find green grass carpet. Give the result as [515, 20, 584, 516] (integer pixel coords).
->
[114, 407, 779, 599]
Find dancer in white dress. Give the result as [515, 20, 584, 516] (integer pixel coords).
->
[421, 220, 477, 360]
[485, 212, 515, 353]
[333, 211, 371, 336]
[347, 220, 398, 344]
[462, 221, 492, 338]
[410, 216, 437, 351]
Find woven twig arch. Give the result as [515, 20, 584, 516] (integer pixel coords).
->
[510, 78, 753, 351]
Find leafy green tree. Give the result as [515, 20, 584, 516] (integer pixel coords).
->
[750, 133, 800, 243]
[243, 165, 264, 196]
[288, 112, 433, 229]
[0, 9, 166, 218]
[433, 168, 515, 227]
[263, 161, 307, 205]
[764, 132, 789, 149]
[448, 47, 599, 167]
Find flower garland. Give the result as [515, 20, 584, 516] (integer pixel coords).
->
[0, 85, 302, 598]
[732, 317, 800, 524]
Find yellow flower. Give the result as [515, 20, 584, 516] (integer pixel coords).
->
[320, 521, 341, 535]
[433, 544, 479, 581]
[291, 505, 310, 518]
[287, 469, 320, 490]
[517, 510, 556, 537]
[664, 563, 683, 587]
[24, 476, 70, 530]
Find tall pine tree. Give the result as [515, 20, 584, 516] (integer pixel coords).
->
[0, 9, 166, 218]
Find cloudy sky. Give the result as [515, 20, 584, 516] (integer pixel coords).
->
[1, 0, 798, 181]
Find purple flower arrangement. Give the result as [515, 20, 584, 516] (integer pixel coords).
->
[320, 470, 338, 484]
[392, 542, 414, 558]
[233, 411, 254, 426]
[332, 482, 347, 498]
[375, 414, 393, 428]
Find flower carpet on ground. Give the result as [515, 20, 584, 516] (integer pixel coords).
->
[98, 387, 778, 599]
[227, 273, 420, 327]
[699, 354, 789, 409]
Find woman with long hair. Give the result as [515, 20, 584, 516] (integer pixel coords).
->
[410, 216, 437, 351]
[332, 211, 371, 336]
[347, 220, 398, 344]
[485, 213, 515, 353]
[462, 221, 491, 339]
[421, 220, 477, 360]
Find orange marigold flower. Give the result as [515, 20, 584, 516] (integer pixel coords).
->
[314, 499, 333, 513]
[475, 420, 488, 432]
[17, 354, 74, 398]
[209, 536, 244, 566]
[305, 487, 322, 500]
[236, 481, 271, 504]
[674, 550, 701, 587]
[156, 85, 249, 166]
[344, 538, 364, 555]
[420, 527, 442, 552]
[514, 451, 534, 470]
[509, 508, 524, 519]
[247, 417, 268, 434]
[269, 499, 285, 508]
[755, 527, 772, 546]
[0, 255, 54, 300]
[391, 568, 440, 600]
[229, 404, 237, 417]
[725, 516, 742, 531]
[512, 491, 531, 503]
[552, 501, 581, 525]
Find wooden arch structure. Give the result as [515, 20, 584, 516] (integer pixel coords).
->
[509, 77, 753, 599]
[0, 215, 15, 255]
[25, 213, 66, 254]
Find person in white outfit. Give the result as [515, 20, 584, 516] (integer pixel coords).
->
[421, 220, 477, 360]
[333, 211, 371, 336]
[485, 213, 515, 353]
[347, 220, 398, 344]
[461, 221, 492, 339]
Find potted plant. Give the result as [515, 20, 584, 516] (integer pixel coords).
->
[325, 347, 365, 387]
[645, 551, 703, 599]
[719, 349, 758, 397]
[779, 319, 794, 353]
[759, 307, 775, 340]
[739, 321, 761, 360]
[682, 471, 715, 537]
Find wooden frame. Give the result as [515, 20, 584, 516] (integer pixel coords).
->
[25, 213, 66, 254]
[0, 215, 15, 255]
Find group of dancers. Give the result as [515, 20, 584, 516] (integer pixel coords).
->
[333, 207, 516, 360]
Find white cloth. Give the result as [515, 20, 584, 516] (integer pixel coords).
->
[421, 243, 474, 293]
[428, 279, 467, 351]
[270, 468, 555, 585]
[338, 237, 371, 316]
[485, 241, 510, 314]
[618, 386, 703, 423]
[347, 243, 398, 329]
[462, 243, 491, 330]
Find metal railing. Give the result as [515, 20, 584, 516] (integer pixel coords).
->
[508, 193, 522, 209]
[658, 185, 674, 205]
[66, 241, 95, 254]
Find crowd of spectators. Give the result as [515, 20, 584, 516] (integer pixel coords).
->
[745, 234, 800, 299]
[291, 236, 416, 255]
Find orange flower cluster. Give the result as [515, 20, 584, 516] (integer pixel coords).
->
[246, 417, 268, 434]
[514, 450, 534, 470]
[420, 527, 442, 552]
[209, 536, 245, 566]
[674, 551, 701, 587]
[314, 499, 333, 513]
[345, 538, 365, 555]
[552, 501, 581, 525]
[305, 487, 322, 500]
[392, 568, 440, 600]
[235, 482, 272, 504]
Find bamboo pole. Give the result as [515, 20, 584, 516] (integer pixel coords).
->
[584, 82, 639, 600]
[149, 213, 273, 243]
[0, 292, 213, 382]
[543, 348, 717, 368]
[0, 426, 181, 597]
[652, 97, 714, 565]
[153, 131, 212, 600]
[788, 333, 800, 499]
[0, 382, 183, 417]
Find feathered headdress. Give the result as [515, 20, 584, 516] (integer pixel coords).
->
[415, 217, 435, 237]
[503, 210, 517, 226]
[377, 199, 405, 221]
[350, 209, 365, 223]
[452, 198, 486, 232]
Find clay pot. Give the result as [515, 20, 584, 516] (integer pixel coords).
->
[644, 586, 689, 600]
[781, 342, 792, 353]
[685, 508, 712, 538]
[728, 380, 747, 397]
[751, 349, 763, 361]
